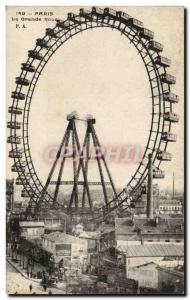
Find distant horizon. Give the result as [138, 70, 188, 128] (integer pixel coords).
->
[7, 178, 184, 198]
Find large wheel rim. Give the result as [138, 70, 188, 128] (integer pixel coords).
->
[8, 9, 177, 215]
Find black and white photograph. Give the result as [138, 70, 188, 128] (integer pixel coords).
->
[5, 5, 185, 295]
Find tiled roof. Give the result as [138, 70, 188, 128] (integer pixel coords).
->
[115, 217, 135, 235]
[115, 216, 184, 235]
[119, 244, 184, 257]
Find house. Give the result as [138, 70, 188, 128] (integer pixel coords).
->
[73, 223, 115, 254]
[115, 215, 184, 247]
[73, 223, 84, 236]
[35, 209, 68, 233]
[157, 265, 184, 294]
[41, 231, 88, 272]
[89, 246, 138, 294]
[158, 199, 183, 215]
[19, 221, 45, 239]
[115, 217, 140, 247]
[128, 262, 184, 294]
[44, 219, 65, 234]
[78, 230, 100, 253]
[128, 262, 159, 290]
[118, 243, 184, 275]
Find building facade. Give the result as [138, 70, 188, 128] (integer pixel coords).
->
[19, 221, 45, 239]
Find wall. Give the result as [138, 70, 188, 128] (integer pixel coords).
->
[159, 204, 182, 215]
[128, 263, 159, 289]
[158, 260, 184, 268]
[42, 237, 55, 253]
[42, 236, 88, 258]
[126, 256, 183, 270]
[71, 240, 88, 260]
[157, 267, 184, 292]
[117, 240, 141, 247]
[143, 240, 184, 245]
[127, 256, 162, 269]
[20, 226, 44, 239]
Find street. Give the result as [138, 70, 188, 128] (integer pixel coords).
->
[6, 260, 65, 295]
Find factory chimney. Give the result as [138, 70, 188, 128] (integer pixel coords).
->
[147, 153, 154, 221]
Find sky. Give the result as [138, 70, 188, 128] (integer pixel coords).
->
[6, 6, 184, 194]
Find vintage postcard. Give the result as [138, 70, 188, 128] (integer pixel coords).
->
[6, 6, 185, 295]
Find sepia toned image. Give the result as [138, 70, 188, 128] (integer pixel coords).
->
[6, 6, 185, 295]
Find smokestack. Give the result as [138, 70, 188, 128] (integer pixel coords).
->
[147, 153, 153, 221]
[173, 172, 175, 198]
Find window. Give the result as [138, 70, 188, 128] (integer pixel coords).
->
[165, 240, 170, 242]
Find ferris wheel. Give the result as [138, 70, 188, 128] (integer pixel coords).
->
[7, 7, 179, 219]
